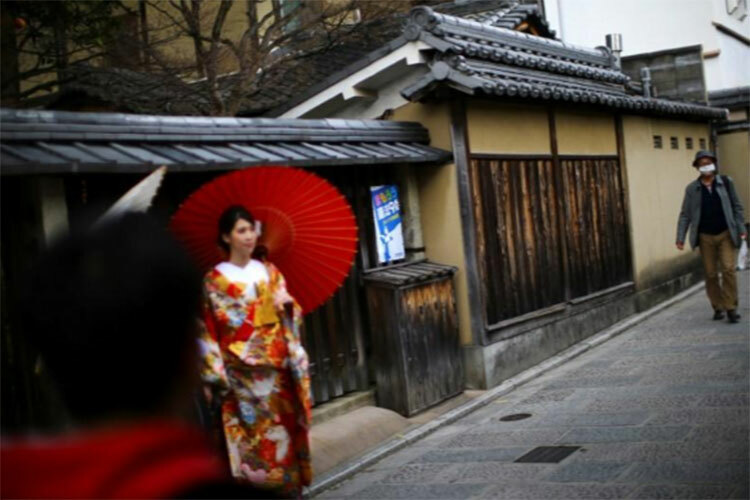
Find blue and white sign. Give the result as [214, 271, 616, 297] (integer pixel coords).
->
[371, 185, 405, 264]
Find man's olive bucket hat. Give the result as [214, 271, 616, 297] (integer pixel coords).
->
[693, 149, 717, 167]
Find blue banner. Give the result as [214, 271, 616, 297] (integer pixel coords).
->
[370, 185, 405, 264]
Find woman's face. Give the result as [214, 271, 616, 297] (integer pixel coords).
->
[223, 218, 257, 258]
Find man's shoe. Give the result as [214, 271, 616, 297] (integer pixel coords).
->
[713, 310, 725, 320]
[727, 310, 741, 323]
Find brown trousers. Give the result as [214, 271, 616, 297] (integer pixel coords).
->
[699, 230, 738, 311]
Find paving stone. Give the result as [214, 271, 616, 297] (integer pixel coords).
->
[480, 483, 635, 499]
[573, 441, 721, 462]
[410, 424, 477, 449]
[687, 425, 749, 442]
[630, 484, 737, 499]
[340, 483, 489, 499]
[611, 354, 709, 368]
[381, 464, 455, 483]
[414, 448, 526, 463]
[543, 461, 631, 482]
[698, 393, 750, 407]
[645, 407, 749, 425]
[519, 389, 576, 405]
[558, 425, 690, 444]
[317, 470, 392, 498]
[544, 376, 643, 390]
[365, 446, 435, 469]
[711, 440, 750, 462]
[448, 463, 552, 483]
[621, 462, 749, 483]
[552, 412, 652, 427]
[584, 395, 701, 413]
[444, 429, 566, 448]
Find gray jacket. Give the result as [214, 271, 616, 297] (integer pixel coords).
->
[676, 174, 746, 249]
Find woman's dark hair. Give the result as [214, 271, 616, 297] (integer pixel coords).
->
[217, 205, 255, 253]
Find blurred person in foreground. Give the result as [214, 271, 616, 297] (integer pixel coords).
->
[198, 205, 311, 498]
[0, 213, 275, 499]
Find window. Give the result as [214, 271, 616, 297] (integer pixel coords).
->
[670, 137, 679, 149]
[653, 135, 663, 149]
[699, 138, 707, 149]
[686, 137, 694, 150]
[274, 0, 303, 34]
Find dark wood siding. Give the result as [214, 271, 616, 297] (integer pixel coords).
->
[470, 156, 631, 325]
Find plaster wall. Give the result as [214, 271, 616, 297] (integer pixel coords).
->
[715, 33, 750, 91]
[717, 130, 750, 222]
[391, 102, 474, 346]
[466, 101, 551, 154]
[555, 109, 617, 155]
[621, 115, 710, 291]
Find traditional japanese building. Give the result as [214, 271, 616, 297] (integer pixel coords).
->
[0, 109, 452, 429]
[270, 5, 728, 389]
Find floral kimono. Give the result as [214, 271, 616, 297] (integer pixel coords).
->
[198, 261, 311, 496]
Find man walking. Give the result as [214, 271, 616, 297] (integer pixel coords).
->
[677, 150, 746, 323]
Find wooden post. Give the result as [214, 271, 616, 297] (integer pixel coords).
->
[614, 114, 635, 283]
[548, 107, 572, 301]
[450, 99, 487, 346]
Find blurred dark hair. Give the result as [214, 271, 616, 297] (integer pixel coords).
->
[217, 205, 255, 253]
[20, 213, 202, 423]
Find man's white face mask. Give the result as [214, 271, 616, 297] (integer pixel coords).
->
[699, 163, 716, 176]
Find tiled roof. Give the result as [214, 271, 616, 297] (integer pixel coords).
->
[264, 0, 552, 117]
[0, 109, 451, 174]
[709, 86, 750, 109]
[399, 7, 727, 120]
[434, 0, 554, 36]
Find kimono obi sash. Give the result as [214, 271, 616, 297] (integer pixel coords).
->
[206, 271, 291, 369]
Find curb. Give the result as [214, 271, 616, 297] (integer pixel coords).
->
[307, 281, 706, 497]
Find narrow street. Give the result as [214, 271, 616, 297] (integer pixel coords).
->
[319, 272, 750, 499]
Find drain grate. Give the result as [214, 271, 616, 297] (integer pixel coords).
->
[499, 413, 532, 422]
[514, 446, 581, 463]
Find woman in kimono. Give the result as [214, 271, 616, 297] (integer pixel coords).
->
[198, 205, 312, 497]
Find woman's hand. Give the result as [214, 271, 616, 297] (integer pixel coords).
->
[273, 288, 294, 310]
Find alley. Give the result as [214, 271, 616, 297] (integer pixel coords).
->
[318, 272, 750, 499]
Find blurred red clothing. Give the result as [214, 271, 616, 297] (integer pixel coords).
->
[1, 420, 228, 499]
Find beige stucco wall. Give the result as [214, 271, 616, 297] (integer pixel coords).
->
[555, 110, 617, 155]
[717, 130, 750, 223]
[466, 101, 551, 154]
[391, 102, 474, 346]
[622, 115, 710, 290]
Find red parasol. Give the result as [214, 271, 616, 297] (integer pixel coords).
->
[170, 166, 358, 314]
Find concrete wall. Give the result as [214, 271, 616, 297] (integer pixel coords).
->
[390, 102, 474, 345]
[466, 101, 551, 154]
[718, 130, 750, 223]
[621, 115, 710, 295]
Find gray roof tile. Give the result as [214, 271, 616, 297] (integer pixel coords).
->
[0, 108, 451, 174]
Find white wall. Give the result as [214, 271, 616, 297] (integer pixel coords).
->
[544, 0, 750, 92]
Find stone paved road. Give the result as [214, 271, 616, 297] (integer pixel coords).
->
[318, 273, 749, 499]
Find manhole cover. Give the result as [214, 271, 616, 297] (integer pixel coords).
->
[499, 413, 532, 422]
[515, 446, 581, 463]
